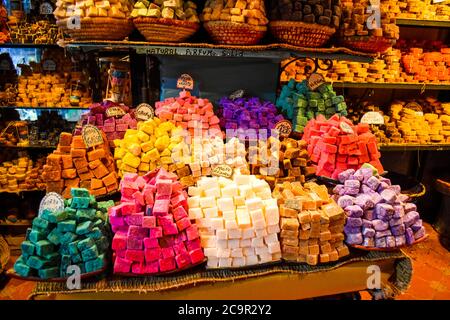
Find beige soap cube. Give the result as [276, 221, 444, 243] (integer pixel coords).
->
[242, 227, 255, 239]
[216, 228, 228, 240]
[243, 247, 255, 256]
[308, 244, 320, 255]
[232, 257, 246, 267]
[204, 247, 218, 257]
[228, 228, 242, 239]
[228, 239, 240, 249]
[207, 257, 218, 268]
[225, 219, 238, 229]
[306, 254, 318, 265]
[240, 239, 251, 247]
[267, 224, 280, 234]
[218, 258, 232, 268]
[246, 255, 258, 265]
[255, 228, 268, 238]
[251, 237, 264, 247]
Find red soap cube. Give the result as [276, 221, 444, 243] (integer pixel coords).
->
[176, 217, 191, 231]
[335, 162, 348, 170]
[143, 237, 159, 249]
[133, 191, 145, 206]
[153, 199, 170, 216]
[142, 216, 156, 228]
[112, 233, 127, 251]
[127, 237, 143, 250]
[185, 225, 199, 241]
[128, 225, 149, 239]
[173, 206, 188, 221]
[358, 142, 368, 155]
[144, 247, 161, 262]
[175, 253, 191, 269]
[109, 204, 123, 217]
[337, 154, 347, 163]
[186, 238, 201, 251]
[126, 212, 144, 226]
[189, 249, 205, 264]
[125, 249, 145, 263]
[116, 250, 126, 258]
[155, 179, 173, 196]
[121, 202, 137, 216]
[328, 126, 341, 137]
[157, 215, 174, 226]
[131, 262, 145, 274]
[367, 141, 378, 154]
[173, 242, 187, 255]
[143, 189, 154, 206]
[149, 227, 163, 239]
[163, 223, 178, 235]
[170, 194, 186, 207]
[159, 236, 175, 248]
[144, 261, 159, 274]
[370, 150, 381, 160]
[348, 156, 359, 166]
[161, 247, 175, 259]
[360, 154, 370, 163]
[114, 257, 132, 273]
[370, 160, 384, 173]
[323, 135, 337, 144]
[159, 257, 176, 272]
[357, 123, 370, 134]
[122, 184, 138, 198]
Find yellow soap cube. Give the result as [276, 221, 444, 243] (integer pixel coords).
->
[155, 135, 170, 151]
[138, 162, 150, 172]
[114, 147, 127, 160]
[161, 156, 173, 165]
[160, 148, 171, 157]
[137, 131, 150, 142]
[147, 148, 160, 161]
[122, 153, 141, 169]
[141, 141, 154, 153]
[127, 143, 142, 157]
[141, 124, 154, 136]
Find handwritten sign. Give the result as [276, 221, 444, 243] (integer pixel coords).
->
[360, 111, 384, 125]
[176, 74, 194, 90]
[42, 59, 56, 71]
[0, 60, 10, 71]
[274, 120, 293, 138]
[40, 2, 53, 15]
[106, 106, 126, 118]
[82, 125, 104, 148]
[212, 165, 233, 179]
[39, 192, 65, 217]
[340, 121, 354, 134]
[135, 103, 155, 121]
[307, 73, 326, 91]
[229, 89, 245, 100]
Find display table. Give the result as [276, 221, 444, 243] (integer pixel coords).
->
[30, 250, 412, 300]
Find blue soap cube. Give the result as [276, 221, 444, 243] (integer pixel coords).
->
[21, 241, 36, 255]
[87, 227, 102, 240]
[27, 255, 50, 269]
[35, 240, 54, 257]
[32, 217, 49, 230]
[68, 241, 80, 255]
[71, 197, 90, 209]
[29, 229, 47, 244]
[84, 255, 105, 273]
[81, 244, 98, 262]
[76, 221, 93, 235]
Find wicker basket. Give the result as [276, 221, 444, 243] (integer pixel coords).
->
[0, 235, 10, 272]
[133, 17, 199, 42]
[341, 35, 396, 53]
[57, 17, 133, 41]
[269, 21, 335, 48]
[203, 21, 266, 45]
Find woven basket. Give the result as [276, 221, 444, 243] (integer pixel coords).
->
[341, 35, 396, 53]
[0, 235, 10, 272]
[269, 21, 335, 48]
[133, 17, 199, 42]
[203, 21, 266, 45]
[56, 17, 133, 41]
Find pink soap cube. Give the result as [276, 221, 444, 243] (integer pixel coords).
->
[159, 257, 176, 272]
[131, 262, 145, 274]
[123, 173, 138, 182]
[125, 212, 144, 226]
[109, 204, 124, 217]
[116, 250, 126, 258]
[156, 179, 173, 196]
[143, 237, 159, 249]
[125, 249, 145, 263]
[157, 215, 174, 226]
[112, 233, 127, 251]
[177, 231, 187, 243]
[149, 227, 163, 239]
[103, 125, 115, 133]
[116, 124, 128, 131]
[109, 215, 124, 226]
[163, 223, 178, 236]
[144, 247, 160, 262]
[128, 225, 149, 239]
[172, 206, 188, 221]
[121, 202, 137, 216]
[173, 242, 187, 255]
[112, 225, 128, 233]
[175, 253, 191, 269]
[153, 199, 170, 216]
[135, 176, 146, 190]
[155, 193, 170, 201]
[143, 189, 155, 205]
[170, 194, 186, 207]
[185, 238, 201, 251]
[133, 191, 145, 206]
[144, 261, 159, 274]
[185, 225, 199, 241]
[142, 216, 156, 228]
[159, 236, 175, 248]
[176, 217, 191, 231]
[161, 247, 175, 259]
[127, 237, 143, 250]
[104, 117, 114, 125]
[113, 257, 132, 273]
[210, 116, 220, 125]
[189, 248, 205, 264]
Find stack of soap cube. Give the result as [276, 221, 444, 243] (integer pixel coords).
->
[303, 114, 384, 179]
[333, 168, 426, 248]
[248, 136, 315, 188]
[273, 181, 349, 265]
[217, 96, 284, 138]
[109, 168, 205, 274]
[276, 79, 348, 133]
[14, 188, 113, 279]
[42, 132, 118, 198]
[188, 173, 282, 268]
[155, 91, 223, 140]
[76, 101, 137, 148]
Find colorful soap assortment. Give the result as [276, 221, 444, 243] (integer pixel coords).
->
[303, 114, 384, 179]
[189, 174, 281, 268]
[43, 132, 118, 198]
[273, 181, 349, 265]
[332, 168, 426, 248]
[110, 169, 205, 274]
[276, 80, 348, 133]
[14, 188, 113, 278]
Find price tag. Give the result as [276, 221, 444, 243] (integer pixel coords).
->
[176, 74, 194, 90]
[340, 122, 354, 134]
[274, 120, 293, 138]
[42, 59, 56, 71]
[135, 103, 155, 121]
[40, 2, 53, 15]
[360, 111, 384, 125]
[212, 164, 233, 179]
[229, 89, 245, 100]
[0, 60, 10, 71]
[105, 106, 126, 118]
[82, 125, 104, 148]
[307, 73, 326, 91]
[405, 102, 422, 110]
[39, 192, 65, 217]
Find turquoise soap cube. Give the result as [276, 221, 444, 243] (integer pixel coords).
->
[29, 230, 46, 244]
[27, 255, 50, 269]
[21, 241, 35, 256]
[71, 188, 90, 198]
[84, 254, 104, 273]
[14, 260, 32, 277]
[81, 245, 98, 262]
[32, 217, 49, 230]
[89, 195, 97, 208]
[38, 267, 59, 279]
[47, 228, 63, 246]
[87, 227, 102, 240]
[47, 210, 68, 224]
[40, 209, 53, 222]
[64, 208, 77, 219]
[77, 208, 96, 221]
[68, 241, 80, 255]
[72, 253, 82, 264]
[57, 220, 76, 233]
[35, 240, 54, 257]
[43, 252, 60, 263]
[71, 197, 90, 209]
[60, 232, 78, 245]
[60, 244, 70, 255]
[76, 221, 93, 235]
[77, 238, 95, 251]
[60, 255, 71, 277]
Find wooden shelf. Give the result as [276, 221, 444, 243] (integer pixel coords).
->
[396, 18, 450, 28]
[0, 106, 89, 110]
[379, 143, 450, 151]
[0, 220, 32, 227]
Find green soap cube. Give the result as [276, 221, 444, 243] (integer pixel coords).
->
[21, 240, 36, 256]
[298, 116, 308, 126]
[72, 253, 82, 264]
[27, 255, 50, 269]
[64, 198, 70, 207]
[76, 221, 93, 235]
[309, 99, 318, 108]
[306, 111, 314, 119]
[326, 107, 336, 115]
[47, 210, 68, 224]
[44, 252, 60, 263]
[68, 241, 80, 255]
[340, 110, 348, 116]
[81, 245, 98, 262]
[84, 254, 105, 273]
[58, 220, 76, 233]
[318, 102, 326, 111]
[297, 98, 308, 108]
[47, 228, 63, 246]
[77, 238, 95, 251]
[14, 261, 32, 277]
[35, 240, 54, 257]
[294, 125, 305, 133]
[87, 227, 102, 240]
[71, 197, 90, 209]
[71, 188, 90, 198]
[95, 236, 110, 252]
[29, 229, 46, 244]
[76, 208, 96, 221]
[60, 232, 78, 245]
[332, 95, 344, 104]
[325, 99, 332, 107]
[64, 207, 77, 219]
[93, 218, 104, 229]
[89, 195, 97, 208]
[38, 267, 60, 279]
[337, 102, 347, 112]
[32, 217, 49, 230]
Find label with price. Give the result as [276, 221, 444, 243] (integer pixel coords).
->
[82, 125, 104, 148]
[177, 74, 194, 90]
[340, 121, 354, 134]
[106, 106, 126, 118]
[40, 2, 53, 15]
[39, 192, 65, 216]
[229, 89, 245, 100]
[274, 120, 293, 138]
[212, 165, 233, 179]
[307, 73, 326, 91]
[360, 111, 384, 125]
[135, 103, 155, 121]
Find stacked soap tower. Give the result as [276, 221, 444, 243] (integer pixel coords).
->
[0, 156, 46, 192]
[302, 114, 384, 179]
[76, 101, 137, 148]
[218, 96, 284, 138]
[188, 173, 281, 268]
[42, 132, 118, 198]
[402, 47, 450, 83]
[276, 79, 348, 133]
[109, 169, 205, 274]
[248, 136, 315, 188]
[14, 188, 113, 278]
[333, 168, 426, 248]
[273, 181, 349, 265]
[155, 91, 223, 140]
[130, 0, 200, 22]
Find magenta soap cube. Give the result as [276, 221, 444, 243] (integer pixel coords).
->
[186, 238, 201, 251]
[155, 179, 173, 196]
[109, 215, 124, 226]
[109, 204, 124, 217]
[144, 247, 160, 262]
[157, 215, 174, 226]
[112, 225, 128, 233]
[131, 262, 145, 274]
[153, 199, 170, 216]
[159, 257, 176, 272]
[128, 225, 149, 239]
[113, 257, 132, 273]
[143, 237, 159, 249]
[142, 216, 156, 228]
[116, 250, 126, 258]
[126, 249, 145, 263]
[176, 217, 191, 231]
[161, 247, 175, 259]
[126, 212, 144, 226]
[149, 227, 163, 238]
[159, 236, 175, 248]
[189, 248, 205, 264]
[112, 233, 127, 251]
[173, 242, 187, 255]
[175, 253, 191, 269]
[172, 206, 188, 221]
[127, 237, 143, 250]
[185, 225, 199, 241]
[144, 261, 159, 274]
[163, 223, 178, 236]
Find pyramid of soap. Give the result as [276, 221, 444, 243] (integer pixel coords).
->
[302, 114, 384, 179]
[332, 167, 426, 248]
[109, 168, 205, 275]
[42, 131, 118, 198]
[14, 188, 113, 279]
[272, 181, 349, 265]
[188, 173, 281, 268]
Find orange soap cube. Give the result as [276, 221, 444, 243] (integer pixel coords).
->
[43, 170, 61, 182]
[90, 178, 103, 190]
[79, 171, 94, 181]
[46, 181, 64, 193]
[47, 154, 61, 167]
[80, 180, 91, 189]
[106, 182, 119, 193]
[73, 158, 88, 170]
[88, 159, 102, 169]
[65, 178, 80, 188]
[92, 164, 108, 179]
[107, 163, 116, 173]
[61, 188, 72, 199]
[58, 146, 72, 154]
[71, 149, 86, 158]
[62, 168, 77, 179]
[87, 149, 106, 162]
[102, 171, 117, 187]
[77, 166, 89, 174]
[59, 132, 73, 146]
[71, 136, 86, 149]
[91, 187, 107, 197]
[61, 155, 73, 169]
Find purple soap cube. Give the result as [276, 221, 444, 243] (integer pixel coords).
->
[388, 185, 401, 195]
[353, 170, 364, 182]
[361, 168, 375, 183]
[398, 194, 409, 203]
[125, 212, 144, 226]
[366, 176, 380, 191]
[395, 235, 406, 247]
[375, 203, 394, 221]
[377, 182, 389, 193]
[380, 189, 397, 204]
[344, 180, 361, 189]
[404, 203, 417, 213]
[361, 185, 373, 194]
[414, 226, 426, 240]
[371, 192, 383, 205]
[337, 195, 354, 208]
[346, 233, 363, 245]
[405, 227, 415, 245]
[404, 211, 420, 227]
[379, 177, 391, 185]
[362, 219, 373, 228]
[375, 237, 387, 248]
[375, 229, 392, 238]
[333, 185, 345, 196]
[345, 205, 363, 218]
[363, 237, 375, 247]
[386, 236, 396, 248]
[363, 210, 376, 221]
[338, 169, 355, 183]
[344, 187, 360, 196]
[391, 224, 405, 236]
[372, 219, 389, 231]
[389, 217, 403, 227]
[344, 225, 361, 235]
[355, 194, 375, 210]
[411, 219, 423, 232]
[362, 227, 375, 238]
[347, 217, 363, 227]
[393, 205, 405, 219]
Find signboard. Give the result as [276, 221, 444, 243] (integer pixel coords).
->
[360, 111, 384, 125]
[212, 165, 233, 179]
[229, 89, 245, 100]
[42, 59, 56, 71]
[40, 2, 53, 15]
[340, 121, 354, 134]
[105, 106, 126, 118]
[39, 192, 65, 217]
[176, 74, 194, 90]
[81, 125, 104, 148]
[307, 73, 326, 91]
[274, 120, 293, 138]
[135, 103, 155, 121]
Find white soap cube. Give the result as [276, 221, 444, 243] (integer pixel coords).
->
[222, 186, 238, 197]
[204, 247, 218, 257]
[242, 227, 255, 239]
[243, 247, 255, 256]
[256, 246, 269, 256]
[263, 199, 278, 207]
[225, 219, 238, 229]
[238, 185, 252, 198]
[199, 196, 216, 208]
[188, 187, 202, 197]
[203, 206, 219, 218]
[236, 212, 251, 228]
[267, 224, 280, 235]
[232, 257, 246, 267]
[222, 210, 236, 220]
[187, 196, 200, 208]
[251, 237, 265, 247]
[246, 254, 258, 265]
[240, 239, 251, 248]
[210, 218, 224, 230]
[204, 187, 221, 198]
[264, 205, 279, 226]
[257, 190, 272, 200]
[218, 258, 232, 268]
[188, 208, 203, 219]
[253, 218, 266, 230]
[216, 229, 228, 240]
[267, 242, 281, 254]
[255, 228, 268, 238]
[228, 239, 240, 249]
[228, 228, 242, 239]
[217, 197, 235, 212]
[234, 195, 246, 207]
[218, 176, 233, 188]
[217, 248, 231, 258]
[234, 174, 251, 185]
[246, 198, 263, 211]
[251, 179, 268, 193]
[198, 177, 219, 190]
[216, 239, 228, 249]
[264, 233, 279, 245]
[200, 235, 216, 248]
[250, 209, 264, 222]
[259, 253, 273, 263]
[207, 257, 219, 268]
[231, 248, 243, 258]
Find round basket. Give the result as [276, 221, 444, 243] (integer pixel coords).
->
[203, 21, 266, 45]
[341, 35, 396, 53]
[56, 17, 133, 41]
[0, 235, 10, 272]
[269, 21, 335, 48]
[133, 17, 199, 42]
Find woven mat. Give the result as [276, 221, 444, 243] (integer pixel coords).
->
[31, 250, 411, 298]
